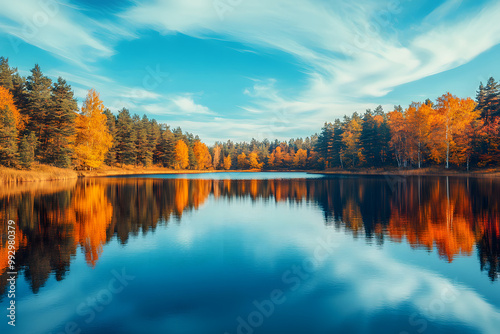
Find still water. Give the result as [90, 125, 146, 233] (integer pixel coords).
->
[1, 173, 499, 334]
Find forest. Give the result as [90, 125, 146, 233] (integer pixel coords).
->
[1, 56, 499, 171]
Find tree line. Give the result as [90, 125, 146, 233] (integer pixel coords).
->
[316, 79, 500, 170]
[1, 56, 499, 171]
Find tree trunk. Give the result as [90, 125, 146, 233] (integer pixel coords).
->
[446, 122, 449, 169]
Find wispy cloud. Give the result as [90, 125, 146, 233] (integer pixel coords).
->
[0, 0, 129, 66]
[121, 0, 500, 124]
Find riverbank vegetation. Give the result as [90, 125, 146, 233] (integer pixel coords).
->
[1, 56, 499, 177]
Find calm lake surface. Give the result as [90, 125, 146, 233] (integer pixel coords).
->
[1, 172, 499, 334]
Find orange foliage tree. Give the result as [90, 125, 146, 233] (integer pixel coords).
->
[193, 141, 212, 169]
[223, 155, 232, 170]
[0, 86, 25, 132]
[174, 140, 189, 169]
[293, 149, 308, 169]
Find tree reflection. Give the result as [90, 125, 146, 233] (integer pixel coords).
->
[1, 175, 499, 298]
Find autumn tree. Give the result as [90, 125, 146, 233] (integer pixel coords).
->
[73, 89, 113, 169]
[406, 102, 431, 168]
[341, 114, 363, 167]
[293, 149, 308, 169]
[174, 140, 189, 169]
[0, 86, 24, 132]
[237, 152, 249, 169]
[223, 155, 232, 170]
[388, 106, 409, 167]
[213, 145, 222, 169]
[193, 141, 212, 169]
[449, 98, 480, 169]
[249, 151, 263, 169]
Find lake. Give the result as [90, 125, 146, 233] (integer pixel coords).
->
[1, 173, 499, 334]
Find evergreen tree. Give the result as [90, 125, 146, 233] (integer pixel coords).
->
[25, 64, 52, 158]
[154, 125, 174, 167]
[147, 119, 161, 165]
[316, 122, 333, 168]
[0, 105, 18, 166]
[18, 132, 37, 169]
[115, 108, 137, 165]
[0, 57, 16, 90]
[133, 114, 148, 166]
[45, 77, 77, 167]
[476, 82, 486, 111]
[332, 119, 345, 168]
[483, 77, 500, 121]
[377, 115, 391, 165]
[361, 110, 378, 166]
[11, 73, 27, 122]
[103, 109, 117, 166]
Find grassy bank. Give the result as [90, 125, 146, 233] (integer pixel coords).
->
[0, 165, 262, 183]
[0, 164, 79, 183]
[3, 165, 500, 183]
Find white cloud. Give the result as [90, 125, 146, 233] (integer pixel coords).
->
[0, 0, 124, 66]
[121, 0, 500, 127]
[171, 96, 215, 115]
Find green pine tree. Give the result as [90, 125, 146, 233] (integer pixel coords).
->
[0, 105, 18, 167]
[103, 108, 117, 166]
[18, 132, 37, 169]
[25, 64, 53, 160]
[0, 57, 16, 90]
[45, 77, 77, 167]
[115, 108, 137, 165]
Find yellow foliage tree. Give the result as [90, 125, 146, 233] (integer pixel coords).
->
[74, 89, 112, 169]
[213, 145, 222, 169]
[405, 102, 431, 168]
[237, 152, 249, 169]
[293, 149, 308, 169]
[223, 155, 232, 170]
[341, 116, 363, 167]
[193, 141, 212, 169]
[249, 151, 263, 169]
[174, 140, 189, 169]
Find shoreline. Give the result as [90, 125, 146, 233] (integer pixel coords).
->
[310, 167, 500, 178]
[2, 165, 500, 183]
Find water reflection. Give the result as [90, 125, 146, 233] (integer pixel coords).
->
[0, 175, 499, 298]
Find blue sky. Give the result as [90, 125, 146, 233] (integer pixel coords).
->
[1, 0, 500, 143]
